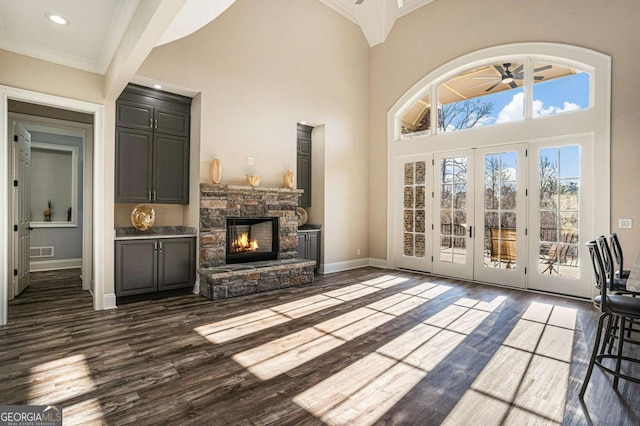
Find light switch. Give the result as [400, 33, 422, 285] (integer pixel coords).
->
[619, 219, 632, 229]
[246, 156, 255, 165]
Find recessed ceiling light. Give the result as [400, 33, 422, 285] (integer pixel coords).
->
[45, 12, 69, 26]
[300, 121, 307, 125]
[154, 84, 162, 90]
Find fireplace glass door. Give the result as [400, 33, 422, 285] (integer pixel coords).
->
[226, 217, 279, 264]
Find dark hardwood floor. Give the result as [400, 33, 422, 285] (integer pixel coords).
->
[2, 267, 639, 425]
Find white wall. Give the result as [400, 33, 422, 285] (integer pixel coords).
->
[137, 0, 371, 267]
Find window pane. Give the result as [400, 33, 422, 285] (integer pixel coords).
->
[438, 61, 526, 132]
[538, 146, 580, 279]
[533, 62, 589, 119]
[401, 93, 432, 138]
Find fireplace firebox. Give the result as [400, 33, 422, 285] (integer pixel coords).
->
[226, 217, 279, 264]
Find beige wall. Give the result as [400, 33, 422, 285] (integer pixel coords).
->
[0, 50, 105, 103]
[369, 0, 640, 260]
[137, 0, 371, 266]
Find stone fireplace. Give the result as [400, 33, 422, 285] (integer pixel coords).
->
[199, 184, 315, 300]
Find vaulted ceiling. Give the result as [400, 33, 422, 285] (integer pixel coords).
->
[0, 0, 433, 97]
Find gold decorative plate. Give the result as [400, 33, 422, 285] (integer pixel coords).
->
[131, 204, 156, 231]
[297, 207, 308, 227]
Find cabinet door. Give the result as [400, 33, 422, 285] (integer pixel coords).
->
[158, 238, 195, 291]
[115, 240, 157, 296]
[297, 154, 311, 207]
[308, 232, 319, 267]
[154, 107, 189, 137]
[115, 128, 153, 203]
[153, 134, 189, 204]
[117, 100, 153, 131]
[298, 233, 307, 259]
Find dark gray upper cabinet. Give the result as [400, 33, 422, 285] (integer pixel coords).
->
[116, 84, 191, 204]
[297, 124, 312, 207]
[154, 134, 189, 204]
[115, 128, 153, 203]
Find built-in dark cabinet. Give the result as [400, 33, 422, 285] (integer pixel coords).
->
[115, 84, 191, 204]
[298, 229, 320, 272]
[297, 124, 312, 207]
[115, 237, 196, 297]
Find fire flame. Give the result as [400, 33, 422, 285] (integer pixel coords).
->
[232, 233, 259, 253]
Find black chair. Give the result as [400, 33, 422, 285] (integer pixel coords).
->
[580, 241, 640, 398]
[611, 233, 631, 279]
[596, 235, 631, 295]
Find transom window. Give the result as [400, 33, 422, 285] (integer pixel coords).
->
[400, 58, 590, 138]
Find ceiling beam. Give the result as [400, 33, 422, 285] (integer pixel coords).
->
[104, 0, 188, 101]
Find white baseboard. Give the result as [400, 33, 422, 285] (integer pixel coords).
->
[319, 258, 370, 274]
[30, 258, 82, 272]
[369, 258, 388, 269]
[103, 293, 117, 310]
[193, 279, 200, 294]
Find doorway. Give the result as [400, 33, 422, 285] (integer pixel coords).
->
[8, 110, 94, 301]
[1, 85, 107, 326]
[395, 137, 592, 298]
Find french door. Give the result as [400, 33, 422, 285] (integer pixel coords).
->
[527, 135, 593, 298]
[432, 150, 474, 280]
[472, 144, 527, 288]
[395, 138, 591, 297]
[395, 156, 432, 272]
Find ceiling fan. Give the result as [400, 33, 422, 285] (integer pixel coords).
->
[470, 63, 552, 92]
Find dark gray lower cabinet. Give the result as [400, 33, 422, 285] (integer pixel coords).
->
[116, 237, 195, 297]
[298, 230, 320, 272]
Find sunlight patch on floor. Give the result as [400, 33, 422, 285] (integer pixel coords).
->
[232, 283, 452, 380]
[28, 354, 104, 424]
[293, 295, 506, 425]
[442, 302, 577, 425]
[194, 275, 409, 343]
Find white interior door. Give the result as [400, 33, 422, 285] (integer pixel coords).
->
[13, 121, 31, 296]
[527, 135, 593, 298]
[395, 156, 432, 272]
[433, 150, 474, 280]
[473, 144, 527, 288]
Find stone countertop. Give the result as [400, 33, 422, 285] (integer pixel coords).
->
[115, 226, 197, 240]
[299, 223, 321, 231]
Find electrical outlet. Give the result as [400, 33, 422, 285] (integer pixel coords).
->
[246, 156, 255, 165]
[619, 219, 632, 229]
[356, 248, 361, 255]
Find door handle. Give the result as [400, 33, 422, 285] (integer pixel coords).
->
[148, 190, 152, 201]
[154, 241, 158, 253]
[468, 226, 473, 238]
[28, 226, 34, 231]
[159, 242, 163, 252]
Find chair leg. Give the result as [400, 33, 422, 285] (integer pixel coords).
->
[613, 316, 626, 390]
[607, 316, 620, 354]
[580, 313, 609, 398]
[601, 314, 613, 354]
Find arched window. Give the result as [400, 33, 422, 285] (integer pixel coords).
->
[400, 58, 591, 138]
[387, 43, 611, 299]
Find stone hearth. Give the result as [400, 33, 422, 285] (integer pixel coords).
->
[199, 183, 315, 300]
